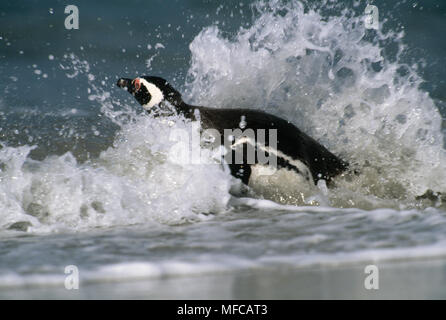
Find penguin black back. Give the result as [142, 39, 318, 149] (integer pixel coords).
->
[117, 75, 349, 185]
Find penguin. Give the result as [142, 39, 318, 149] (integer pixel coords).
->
[116, 76, 349, 186]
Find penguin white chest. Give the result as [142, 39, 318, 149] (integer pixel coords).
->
[247, 162, 318, 205]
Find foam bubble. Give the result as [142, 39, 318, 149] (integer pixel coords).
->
[2, 0, 446, 235]
[0, 114, 233, 233]
[185, 0, 446, 208]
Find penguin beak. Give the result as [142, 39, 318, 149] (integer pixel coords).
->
[117, 78, 132, 90]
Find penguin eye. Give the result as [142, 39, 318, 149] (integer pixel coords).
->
[133, 78, 141, 92]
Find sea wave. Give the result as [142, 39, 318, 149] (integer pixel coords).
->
[1, 0, 446, 234]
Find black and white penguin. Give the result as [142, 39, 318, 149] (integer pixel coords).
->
[116, 76, 349, 186]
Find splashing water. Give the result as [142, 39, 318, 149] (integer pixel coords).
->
[185, 0, 446, 208]
[0, 54, 233, 233]
[1, 0, 446, 235]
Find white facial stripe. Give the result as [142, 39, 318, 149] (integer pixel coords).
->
[138, 78, 164, 110]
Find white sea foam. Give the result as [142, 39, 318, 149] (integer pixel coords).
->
[3, 238, 446, 289]
[185, 0, 446, 207]
[0, 115, 233, 232]
[1, 0, 446, 235]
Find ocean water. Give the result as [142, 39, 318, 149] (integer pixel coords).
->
[1, 0, 446, 299]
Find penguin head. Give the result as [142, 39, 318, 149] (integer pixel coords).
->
[117, 76, 183, 110]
